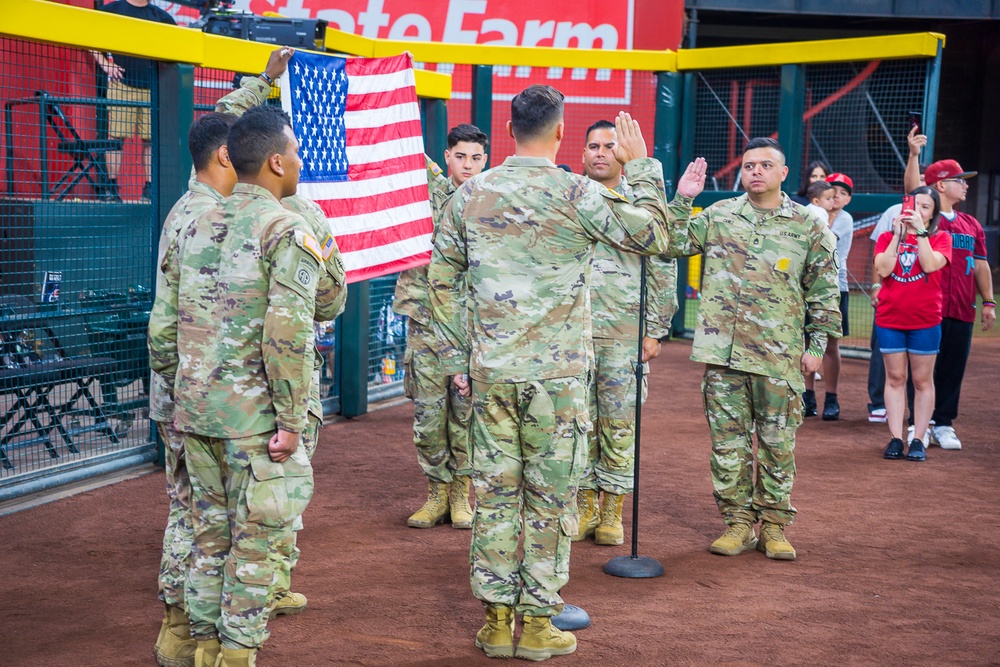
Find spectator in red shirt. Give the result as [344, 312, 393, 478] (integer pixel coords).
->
[873, 187, 952, 462]
[905, 160, 996, 451]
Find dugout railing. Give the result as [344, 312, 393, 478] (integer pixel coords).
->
[0, 0, 943, 501]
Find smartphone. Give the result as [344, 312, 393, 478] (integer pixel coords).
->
[902, 194, 915, 212]
[908, 110, 922, 133]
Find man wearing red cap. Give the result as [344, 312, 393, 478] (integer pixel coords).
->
[905, 159, 996, 449]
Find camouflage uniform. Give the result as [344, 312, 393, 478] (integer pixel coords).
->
[149, 179, 224, 610]
[211, 76, 347, 602]
[148, 183, 345, 648]
[428, 156, 680, 616]
[582, 178, 678, 495]
[665, 192, 840, 526]
[393, 157, 472, 484]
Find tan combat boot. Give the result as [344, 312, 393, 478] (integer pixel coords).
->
[156, 604, 196, 667]
[449, 474, 474, 530]
[572, 489, 600, 543]
[268, 590, 308, 620]
[474, 604, 515, 658]
[193, 638, 220, 667]
[153, 604, 170, 657]
[515, 616, 577, 661]
[216, 647, 257, 667]
[594, 492, 625, 546]
[757, 521, 796, 561]
[709, 522, 757, 556]
[406, 480, 450, 528]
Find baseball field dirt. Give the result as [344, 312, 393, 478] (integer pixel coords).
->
[3, 336, 998, 666]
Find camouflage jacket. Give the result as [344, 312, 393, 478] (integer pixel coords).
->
[665, 192, 841, 390]
[391, 156, 455, 326]
[590, 177, 678, 341]
[151, 184, 328, 437]
[428, 156, 681, 384]
[147, 179, 223, 424]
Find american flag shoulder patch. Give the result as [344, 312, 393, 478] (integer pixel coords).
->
[295, 229, 323, 264]
[320, 234, 336, 261]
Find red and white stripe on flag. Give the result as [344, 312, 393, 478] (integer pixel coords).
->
[281, 52, 433, 284]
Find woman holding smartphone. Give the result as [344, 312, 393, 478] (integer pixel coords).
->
[873, 187, 952, 461]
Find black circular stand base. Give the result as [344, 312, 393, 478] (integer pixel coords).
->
[603, 555, 665, 578]
[551, 603, 591, 631]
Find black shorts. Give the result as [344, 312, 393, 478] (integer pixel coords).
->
[839, 291, 850, 337]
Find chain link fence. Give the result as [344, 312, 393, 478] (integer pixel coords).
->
[0, 36, 157, 494]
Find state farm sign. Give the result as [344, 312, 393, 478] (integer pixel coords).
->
[170, 0, 642, 102]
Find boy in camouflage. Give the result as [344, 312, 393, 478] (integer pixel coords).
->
[428, 84, 705, 661]
[576, 119, 678, 546]
[664, 138, 841, 561]
[392, 124, 488, 530]
[148, 106, 343, 667]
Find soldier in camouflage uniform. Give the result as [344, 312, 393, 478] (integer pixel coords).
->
[575, 119, 679, 547]
[148, 106, 345, 667]
[429, 86, 701, 661]
[149, 111, 237, 667]
[209, 51, 343, 620]
[393, 124, 488, 530]
[663, 138, 841, 561]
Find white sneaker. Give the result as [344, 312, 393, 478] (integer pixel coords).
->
[906, 425, 930, 448]
[931, 425, 962, 450]
[868, 408, 887, 423]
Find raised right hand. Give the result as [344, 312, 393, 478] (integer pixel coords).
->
[612, 111, 648, 164]
[676, 157, 708, 199]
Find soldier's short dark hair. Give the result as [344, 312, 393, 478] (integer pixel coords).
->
[511, 85, 564, 142]
[189, 112, 237, 172]
[585, 119, 615, 141]
[743, 137, 785, 162]
[227, 105, 294, 178]
[806, 181, 833, 200]
[448, 123, 488, 151]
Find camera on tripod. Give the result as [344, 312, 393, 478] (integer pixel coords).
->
[174, 0, 328, 50]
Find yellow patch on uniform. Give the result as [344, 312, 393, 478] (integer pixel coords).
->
[429, 161, 443, 177]
[320, 234, 336, 261]
[775, 257, 791, 272]
[296, 230, 322, 263]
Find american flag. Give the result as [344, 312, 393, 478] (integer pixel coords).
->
[280, 52, 434, 284]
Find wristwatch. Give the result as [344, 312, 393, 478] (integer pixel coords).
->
[259, 71, 275, 86]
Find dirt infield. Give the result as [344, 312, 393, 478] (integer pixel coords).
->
[3, 337, 999, 666]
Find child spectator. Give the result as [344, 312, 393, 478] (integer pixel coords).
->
[805, 180, 835, 224]
[802, 173, 853, 419]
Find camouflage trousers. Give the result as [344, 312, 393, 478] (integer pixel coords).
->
[185, 421, 317, 648]
[469, 375, 589, 617]
[580, 338, 648, 495]
[702, 365, 802, 526]
[403, 319, 472, 483]
[157, 421, 193, 609]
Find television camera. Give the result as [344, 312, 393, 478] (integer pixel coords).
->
[171, 0, 327, 50]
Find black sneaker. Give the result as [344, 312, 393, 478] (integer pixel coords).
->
[803, 390, 817, 417]
[142, 181, 152, 200]
[883, 438, 905, 460]
[906, 438, 927, 462]
[822, 394, 840, 421]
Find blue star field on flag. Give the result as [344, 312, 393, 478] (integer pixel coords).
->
[287, 51, 350, 183]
